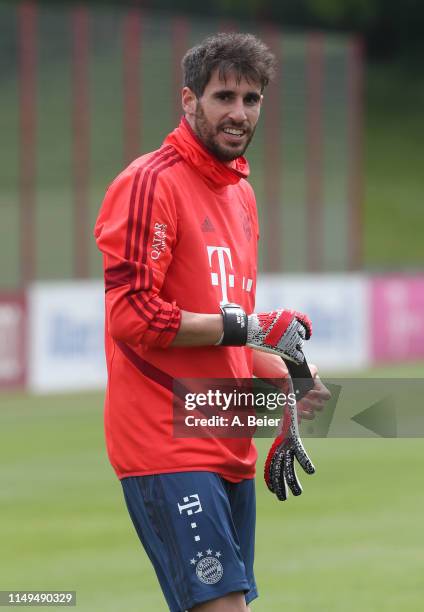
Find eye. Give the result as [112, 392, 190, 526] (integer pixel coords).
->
[216, 92, 231, 101]
[245, 94, 260, 106]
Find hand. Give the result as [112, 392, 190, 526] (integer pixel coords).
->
[246, 309, 312, 364]
[297, 364, 332, 421]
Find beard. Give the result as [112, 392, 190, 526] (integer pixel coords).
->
[193, 101, 256, 162]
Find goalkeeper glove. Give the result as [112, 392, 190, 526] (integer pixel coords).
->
[264, 358, 316, 501]
[218, 303, 312, 365]
[264, 422, 316, 501]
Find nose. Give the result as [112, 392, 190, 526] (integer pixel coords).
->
[227, 98, 248, 123]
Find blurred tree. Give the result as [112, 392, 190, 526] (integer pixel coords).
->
[305, 0, 378, 25]
[36, 0, 424, 60]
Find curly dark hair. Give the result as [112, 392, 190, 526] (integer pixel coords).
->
[182, 32, 277, 97]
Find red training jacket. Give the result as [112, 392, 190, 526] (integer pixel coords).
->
[94, 117, 259, 481]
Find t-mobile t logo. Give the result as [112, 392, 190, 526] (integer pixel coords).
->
[207, 246, 235, 304]
[177, 494, 203, 516]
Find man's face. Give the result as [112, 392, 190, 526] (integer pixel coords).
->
[184, 69, 263, 162]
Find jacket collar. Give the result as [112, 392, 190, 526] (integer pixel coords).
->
[164, 117, 250, 190]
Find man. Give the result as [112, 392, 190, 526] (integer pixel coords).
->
[95, 32, 328, 612]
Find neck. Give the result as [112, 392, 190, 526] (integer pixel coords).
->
[184, 113, 196, 133]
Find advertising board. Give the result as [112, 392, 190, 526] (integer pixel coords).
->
[371, 276, 424, 362]
[28, 282, 106, 392]
[256, 275, 370, 371]
[0, 293, 27, 389]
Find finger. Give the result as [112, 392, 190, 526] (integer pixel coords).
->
[283, 449, 303, 496]
[291, 348, 304, 365]
[265, 452, 276, 493]
[304, 387, 331, 402]
[293, 438, 316, 474]
[298, 396, 325, 412]
[314, 387, 332, 402]
[271, 450, 288, 501]
[308, 363, 318, 378]
[311, 378, 332, 399]
[306, 393, 329, 407]
[294, 313, 312, 340]
[298, 408, 315, 420]
[309, 367, 332, 399]
[297, 400, 317, 414]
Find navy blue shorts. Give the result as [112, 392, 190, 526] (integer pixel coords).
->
[121, 472, 258, 611]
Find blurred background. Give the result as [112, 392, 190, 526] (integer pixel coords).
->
[1, 0, 423, 610]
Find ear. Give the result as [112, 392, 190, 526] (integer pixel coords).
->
[182, 87, 197, 117]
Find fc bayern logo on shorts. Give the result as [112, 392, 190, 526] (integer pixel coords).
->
[195, 556, 224, 585]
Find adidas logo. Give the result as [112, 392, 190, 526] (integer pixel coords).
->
[201, 216, 215, 232]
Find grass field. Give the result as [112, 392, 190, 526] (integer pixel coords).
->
[1, 363, 423, 611]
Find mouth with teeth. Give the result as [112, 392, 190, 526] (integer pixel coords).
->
[222, 126, 246, 137]
[220, 126, 249, 147]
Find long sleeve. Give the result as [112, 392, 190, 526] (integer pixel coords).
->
[94, 158, 182, 348]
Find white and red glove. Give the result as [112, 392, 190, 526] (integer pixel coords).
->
[218, 304, 312, 365]
[264, 366, 315, 501]
[264, 360, 331, 501]
[246, 309, 311, 363]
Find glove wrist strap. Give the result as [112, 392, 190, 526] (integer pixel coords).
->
[219, 303, 248, 346]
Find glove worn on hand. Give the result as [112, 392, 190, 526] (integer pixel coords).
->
[218, 303, 315, 500]
[219, 303, 312, 365]
[264, 376, 315, 501]
[247, 309, 311, 364]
